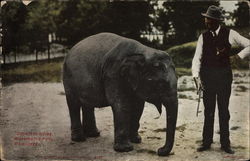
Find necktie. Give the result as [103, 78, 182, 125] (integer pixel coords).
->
[212, 31, 216, 37]
[211, 31, 220, 55]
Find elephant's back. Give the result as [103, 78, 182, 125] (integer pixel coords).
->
[70, 33, 124, 57]
[64, 33, 126, 74]
[64, 33, 127, 83]
[63, 33, 126, 107]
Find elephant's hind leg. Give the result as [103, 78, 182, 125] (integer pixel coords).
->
[66, 93, 85, 142]
[82, 107, 100, 137]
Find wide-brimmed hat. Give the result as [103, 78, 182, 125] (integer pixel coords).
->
[201, 5, 224, 21]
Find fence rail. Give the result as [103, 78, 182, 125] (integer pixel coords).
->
[2, 52, 66, 64]
[1, 43, 68, 64]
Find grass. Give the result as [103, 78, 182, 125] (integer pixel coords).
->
[176, 68, 192, 77]
[1, 58, 64, 84]
[167, 41, 197, 53]
[2, 57, 192, 84]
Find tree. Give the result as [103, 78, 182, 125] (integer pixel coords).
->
[103, 1, 154, 42]
[25, 0, 63, 52]
[57, 0, 155, 47]
[233, 1, 249, 27]
[2, 0, 155, 56]
[155, 1, 219, 48]
[2, 1, 27, 54]
[57, 0, 109, 47]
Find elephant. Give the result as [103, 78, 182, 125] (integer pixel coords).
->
[62, 32, 178, 156]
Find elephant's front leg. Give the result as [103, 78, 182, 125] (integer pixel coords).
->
[105, 79, 134, 152]
[112, 103, 133, 152]
[129, 99, 145, 143]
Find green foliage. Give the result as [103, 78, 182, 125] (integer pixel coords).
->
[176, 68, 192, 77]
[57, 0, 109, 46]
[233, 2, 249, 27]
[103, 1, 154, 41]
[155, 1, 219, 48]
[167, 41, 197, 68]
[57, 0, 154, 47]
[167, 41, 249, 69]
[2, 0, 64, 54]
[2, 58, 63, 84]
[24, 0, 63, 52]
[2, 1, 28, 53]
[26, 0, 62, 33]
[1, 0, 248, 62]
[232, 27, 250, 39]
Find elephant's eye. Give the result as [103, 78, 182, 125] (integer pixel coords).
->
[153, 63, 166, 71]
[153, 62, 160, 67]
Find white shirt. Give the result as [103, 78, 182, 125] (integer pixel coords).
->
[192, 26, 250, 77]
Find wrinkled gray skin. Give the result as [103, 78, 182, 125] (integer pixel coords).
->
[62, 33, 178, 156]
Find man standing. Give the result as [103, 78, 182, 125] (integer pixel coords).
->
[192, 5, 250, 154]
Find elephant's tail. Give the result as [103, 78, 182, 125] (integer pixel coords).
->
[62, 61, 72, 81]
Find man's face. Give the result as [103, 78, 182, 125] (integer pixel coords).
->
[204, 17, 219, 31]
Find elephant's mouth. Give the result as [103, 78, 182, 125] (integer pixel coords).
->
[145, 97, 163, 114]
[145, 94, 160, 103]
[135, 83, 167, 106]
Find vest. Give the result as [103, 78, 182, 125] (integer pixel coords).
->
[201, 27, 231, 68]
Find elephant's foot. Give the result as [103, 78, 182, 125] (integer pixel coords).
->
[129, 133, 142, 143]
[157, 146, 172, 156]
[71, 128, 86, 142]
[114, 142, 134, 152]
[85, 128, 100, 137]
[71, 136, 86, 142]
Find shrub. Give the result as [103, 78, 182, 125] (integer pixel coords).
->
[166, 41, 249, 69]
[166, 41, 196, 68]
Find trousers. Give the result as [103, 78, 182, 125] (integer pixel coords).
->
[200, 67, 232, 147]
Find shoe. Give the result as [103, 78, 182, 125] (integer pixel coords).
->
[197, 145, 211, 152]
[221, 146, 234, 154]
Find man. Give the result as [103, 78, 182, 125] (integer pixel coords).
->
[192, 5, 250, 154]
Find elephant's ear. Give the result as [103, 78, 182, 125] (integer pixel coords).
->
[102, 42, 132, 78]
[120, 54, 145, 90]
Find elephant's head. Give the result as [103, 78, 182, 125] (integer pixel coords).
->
[120, 51, 178, 156]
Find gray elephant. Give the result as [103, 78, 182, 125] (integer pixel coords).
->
[62, 33, 178, 156]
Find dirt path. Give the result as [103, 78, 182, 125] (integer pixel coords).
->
[1, 72, 249, 160]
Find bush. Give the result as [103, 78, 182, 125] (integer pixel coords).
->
[166, 41, 249, 69]
[166, 41, 196, 68]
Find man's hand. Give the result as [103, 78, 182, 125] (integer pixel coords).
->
[193, 77, 204, 94]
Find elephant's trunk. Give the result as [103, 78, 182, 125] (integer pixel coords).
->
[158, 96, 178, 156]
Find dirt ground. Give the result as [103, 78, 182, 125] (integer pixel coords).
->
[0, 71, 249, 161]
